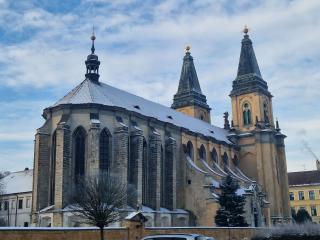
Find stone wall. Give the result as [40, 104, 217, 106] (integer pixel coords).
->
[0, 227, 128, 240]
[0, 226, 260, 240]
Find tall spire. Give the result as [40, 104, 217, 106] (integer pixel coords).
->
[85, 28, 100, 82]
[237, 25, 262, 78]
[172, 46, 210, 112]
[230, 26, 270, 97]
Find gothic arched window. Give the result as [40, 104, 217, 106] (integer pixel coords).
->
[186, 141, 194, 161]
[49, 131, 56, 205]
[199, 145, 206, 160]
[222, 152, 229, 166]
[162, 138, 174, 209]
[73, 127, 86, 180]
[99, 128, 111, 172]
[263, 101, 269, 123]
[233, 155, 239, 167]
[211, 148, 218, 164]
[243, 102, 252, 125]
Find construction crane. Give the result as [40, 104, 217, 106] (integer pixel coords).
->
[302, 140, 320, 170]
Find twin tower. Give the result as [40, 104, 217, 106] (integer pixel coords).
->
[172, 28, 271, 129]
[172, 28, 290, 223]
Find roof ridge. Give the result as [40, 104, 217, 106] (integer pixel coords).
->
[4, 169, 33, 175]
[87, 79, 95, 102]
[54, 79, 88, 106]
[98, 82, 217, 127]
[91, 81, 119, 106]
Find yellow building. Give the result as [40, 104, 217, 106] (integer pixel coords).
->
[288, 167, 320, 223]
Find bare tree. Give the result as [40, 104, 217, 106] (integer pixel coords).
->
[70, 172, 135, 240]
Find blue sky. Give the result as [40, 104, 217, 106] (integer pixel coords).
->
[0, 0, 319, 172]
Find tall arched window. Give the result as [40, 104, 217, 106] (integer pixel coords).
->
[73, 127, 86, 180]
[163, 138, 174, 210]
[222, 152, 229, 166]
[199, 145, 206, 160]
[49, 131, 56, 205]
[142, 138, 148, 205]
[186, 141, 194, 161]
[99, 128, 111, 172]
[243, 102, 252, 125]
[263, 101, 269, 123]
[211, 148, 218, 165]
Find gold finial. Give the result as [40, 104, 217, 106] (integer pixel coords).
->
[185, 45, 191, 53]
[243, 25, 249, 35]
[91, 25, 96, 41]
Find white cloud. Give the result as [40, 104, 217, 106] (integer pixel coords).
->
[0, 0, 319, 171]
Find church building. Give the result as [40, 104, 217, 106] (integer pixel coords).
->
[31, 27, 290, 227]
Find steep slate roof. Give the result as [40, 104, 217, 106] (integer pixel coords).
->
[237, 34, 262, 78]
[2, 169, 33, 195]
[288, 170, 320, 186]
[171, 49, 210, 110]
[177, 50, 202, 94]
[230, 32, 270, 97]
[52, 79, 232, 144]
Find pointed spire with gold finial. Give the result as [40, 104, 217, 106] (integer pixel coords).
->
[85, 26, 100, 82]
[230, 25, 270, 97]
[172, 45, 211, 116]
[237, 25, 261, 77]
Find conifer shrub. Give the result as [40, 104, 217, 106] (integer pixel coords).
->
[215, 175, 248, 227]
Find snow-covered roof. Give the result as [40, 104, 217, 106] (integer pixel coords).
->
[1, 169, 33, 195]
[211, 179, 220, 188]
[236, 187, 246, 196]
[52, 79, 232, 144]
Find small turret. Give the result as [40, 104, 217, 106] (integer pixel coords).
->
[85, 28, 100, 82]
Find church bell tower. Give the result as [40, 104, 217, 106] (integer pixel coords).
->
[230, 26, 273, 130]
[172, 46, 211, 123]
[230, 26, 291, 224]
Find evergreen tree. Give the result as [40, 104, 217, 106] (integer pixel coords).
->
[293, 208, 312, 224]
[215, 175, 248, 227]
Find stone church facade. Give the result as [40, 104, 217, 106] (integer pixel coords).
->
[31, 29, 290, 227]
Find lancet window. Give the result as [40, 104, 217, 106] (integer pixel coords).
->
[49, 131, 56, 205]
[199, 145, 206, 160]
[243, 102, 252, 125]
[73, 127, 86, 180]
[186, 141, 194, 161]
[99, 128, 111, 172]
[211, 148, 218, 164]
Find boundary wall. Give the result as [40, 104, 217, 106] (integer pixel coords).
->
[0, 226, 261, 240]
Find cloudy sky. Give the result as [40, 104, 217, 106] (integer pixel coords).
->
[0, 0, 319, 172]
